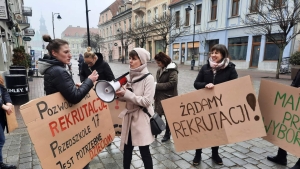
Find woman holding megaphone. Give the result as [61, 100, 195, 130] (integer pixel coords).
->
[115, 48, 155, 169]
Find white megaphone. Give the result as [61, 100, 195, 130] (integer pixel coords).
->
[94, 72, 129, 103]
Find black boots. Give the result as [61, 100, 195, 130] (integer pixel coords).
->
[192, 147, 223, 166]
[161, 132, 170, 142]
[0, 163, 17, 169]
[291, 164, 300, 169]
[267, 148, 287, 166]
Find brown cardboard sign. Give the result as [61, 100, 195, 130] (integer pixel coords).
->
[107, 100, 126, 136]
[258, 80, 300, 158]
[20, 91, 115, 169]
[6, 106, 18, 133]
[161, 76, 266, 152]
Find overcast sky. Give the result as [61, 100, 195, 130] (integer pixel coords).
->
[24, 0, 115, 38]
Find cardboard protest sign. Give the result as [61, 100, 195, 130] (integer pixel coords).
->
[107, 100, 126, 136]
[161, 76, 266, 152]
[258, 80, 300, 158]
[20, 91, 115, 169]
[6, 106, 18, 133]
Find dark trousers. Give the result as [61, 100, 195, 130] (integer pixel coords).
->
[0, 121, 5, 162]
[195, 146, 219, 156]
[82, 164, 89, 169]
[160, 115, 170, 136]
[277, 148, 300, 165]
[123, 131, 153, 169]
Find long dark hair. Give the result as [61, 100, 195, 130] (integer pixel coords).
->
[43, 35, 68, 55]
[154, 52, 171, 67]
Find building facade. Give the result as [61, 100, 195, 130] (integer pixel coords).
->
[169, 0, 296, 71]
[61, 25, 98, 59]
[0, 0, 33, 72]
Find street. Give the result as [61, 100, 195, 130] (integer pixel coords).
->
[4, 60, 296, 169]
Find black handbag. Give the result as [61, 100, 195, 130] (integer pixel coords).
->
[141, 107, 166, 135]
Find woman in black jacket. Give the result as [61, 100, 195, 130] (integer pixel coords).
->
[267, 69, 300, 169]
[38, 35, 98, 169]
[193, 44, 238, 166]
[80, 47, 115, 83]
[0, 76, 17, 169]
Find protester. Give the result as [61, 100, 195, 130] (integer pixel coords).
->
[38, 35, 98, 169]
[78, 54, 84, 76]
[0, 76, 17, 169]
[193, 44, 238, 166]
[267, 69, 300, 169]
[116, 48, 155, 169]
[154, 52, 178, 142]
[80, 47, 115, 83]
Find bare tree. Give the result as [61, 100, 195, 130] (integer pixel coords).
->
[132, 22, 152, 48]
[152, 13, 187, 53]
[243, 0, 300, 79]
[115, 28, 134, 63]
[81, 32, 105, 52]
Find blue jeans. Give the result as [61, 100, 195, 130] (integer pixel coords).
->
[0, 121, 6, 163]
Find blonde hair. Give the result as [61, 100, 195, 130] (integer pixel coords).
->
[0, 75, 5, 86]
[84, 47, 96, 58]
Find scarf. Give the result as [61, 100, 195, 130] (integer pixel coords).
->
[128, 64, 148, 82]
[209, 57, 230, 73]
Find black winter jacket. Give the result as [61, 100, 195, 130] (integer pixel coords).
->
[0, 84, 12, 132]
[38, 56, 94, 104]
[194, 61, 238, 90]
[291, 69, 300, 87]
[80, 55, 115, 82]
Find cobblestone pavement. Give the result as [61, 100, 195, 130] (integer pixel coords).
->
[3, 60, 297, 169]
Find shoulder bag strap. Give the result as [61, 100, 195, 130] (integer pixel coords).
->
[131, 73, 151, 83]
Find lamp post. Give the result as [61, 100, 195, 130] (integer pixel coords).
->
[186, 3, 196, 70]
[52, 12, 62, 39]
[85, 0, 91, 46]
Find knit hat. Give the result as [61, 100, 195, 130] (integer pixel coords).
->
[133, 48, 150, 64]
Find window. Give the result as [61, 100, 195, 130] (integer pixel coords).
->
[162, 4, 167, 18]
[124, 21, 126, 31]
[106, 28, 108, 37]
[154, 7, 158, 20]
[135, 15, 139, 26]
[102, 16, 104, 23]
[211, 0, 218, 20]
[196, 4, 202, 24]
[250, 0, 259, 12]
[147, 10, 152, 23]
[155, 40, 165, 54]
[185, 10, 190, 26]
[106, 14, 107, 21]
[141, 15, 145, 26]
[273, 0, 284, 8]
[129, 19, 131, 28]
[264, 33, 283, 60]
[228, 36, 248, 60]
[115, 24, 117, 34]
[175, 11, 180, 28]
[232, 0, 239, 16]
[187, 42, 200, 61]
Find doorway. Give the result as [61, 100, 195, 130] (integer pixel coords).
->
[250, 45, 260, 67]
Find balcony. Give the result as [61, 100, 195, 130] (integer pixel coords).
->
[22, 6, 32, 16]
[16, 15, 30, 30]
[132, 1, 146, 14]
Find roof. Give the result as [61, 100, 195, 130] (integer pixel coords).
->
[100, 0, 124, 16]
[62, 26, 98, 37]
[169, 0, 182, 6]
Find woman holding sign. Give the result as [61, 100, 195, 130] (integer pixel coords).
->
[193, 44, 238, 166]
[267, 69, 300, 169]
[115, 48, 155, 169]
[0, 76, 17, 169]
[38, 35, 98, 169]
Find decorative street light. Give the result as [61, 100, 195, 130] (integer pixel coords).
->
[52, 12, 62, 39]
[186, 3, 196, 70]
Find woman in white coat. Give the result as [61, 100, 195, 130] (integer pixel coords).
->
[116, 48, 155, 169]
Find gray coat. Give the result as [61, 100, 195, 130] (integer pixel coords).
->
[154, 62, 178, 115]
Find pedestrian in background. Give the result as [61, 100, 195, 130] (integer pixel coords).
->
[38, 35, 98, 169]
[154, 52, 178, 142]
[267, 69, 300, 169]
[193, 44, 238, 166]
[78, 54, 84, 76]
[116, 48, 155, 169]
[0, 76, 17, 169]
[80, 47, 115, 83]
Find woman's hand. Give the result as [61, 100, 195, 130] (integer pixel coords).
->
[88, 70, 99, 83]
[2, 105, 12, 115]
[205, 83, 215, 89]
[115, 86, 126, 97]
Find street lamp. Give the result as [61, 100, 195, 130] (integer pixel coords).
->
[52, 12, 62, 39]
[186, 3, 196, 70]
[85, 0, 91, 46]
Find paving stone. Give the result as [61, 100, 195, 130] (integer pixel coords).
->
[175, 159, 194, 169]
[161, 159, 178, 168]
[230, 157, 248, 165]
[244, 163, 259, 169]
[19, 157, 32, 164]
